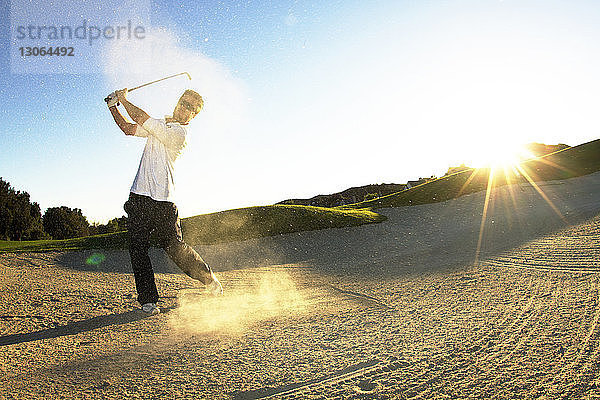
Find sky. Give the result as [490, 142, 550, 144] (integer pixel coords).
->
[1, 0, 600, 223]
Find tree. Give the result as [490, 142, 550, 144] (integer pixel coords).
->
[42, 206, 90, 240]
[89, 216, 128, 235]
[0, 177, 47, 240]
[0, 181, 10, 239]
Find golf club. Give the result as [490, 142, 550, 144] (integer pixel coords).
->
[104, 72, 192, 104]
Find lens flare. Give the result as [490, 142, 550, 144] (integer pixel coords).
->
[86, 252, 106, 266]
[472, 144, 571, 264]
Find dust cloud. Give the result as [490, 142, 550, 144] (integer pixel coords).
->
[102, 27, 247, 137]
[168, 272, 306, 336]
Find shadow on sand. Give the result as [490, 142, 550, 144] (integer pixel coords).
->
[0, 307, 174, 346]
[51, 249, 180, 274]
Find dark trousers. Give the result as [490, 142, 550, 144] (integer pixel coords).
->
[124, 192, 213, 304]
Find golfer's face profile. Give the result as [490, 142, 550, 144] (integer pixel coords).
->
[174, 97, 198, 123]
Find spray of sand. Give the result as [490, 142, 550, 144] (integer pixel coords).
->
[168, 271, 306, 336]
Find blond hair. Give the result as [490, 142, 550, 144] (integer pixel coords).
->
[180, 89, 204, 113]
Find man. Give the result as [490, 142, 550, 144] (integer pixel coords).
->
[106, 88, 223, 315]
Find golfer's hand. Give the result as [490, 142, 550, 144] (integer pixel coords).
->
[105, 91, 119, 108]
[115, 88, 128, 102]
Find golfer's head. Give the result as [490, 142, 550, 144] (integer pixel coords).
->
[174, 90, 203, 124]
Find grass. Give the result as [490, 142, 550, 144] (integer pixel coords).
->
[0, 232, 128, 253]
[0, 205, 385, 253]
[341, 138, 600, 210]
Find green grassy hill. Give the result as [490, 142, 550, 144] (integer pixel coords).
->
[0, 205, 385, 253]
[341, 138, 600, 210]
[181, 204, 385, 244]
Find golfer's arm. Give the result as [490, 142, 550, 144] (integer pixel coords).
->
[108, 106, 137, 136]
[120, 98, 150, 126]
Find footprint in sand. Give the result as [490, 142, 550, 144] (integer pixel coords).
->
[353, 379, 378, 394]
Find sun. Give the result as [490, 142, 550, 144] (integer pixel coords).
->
[466, 140, 535, 170]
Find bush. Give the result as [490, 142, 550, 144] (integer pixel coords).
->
[364, 193, 379, 201]
[90, 216, 127, 235]
[42, 206, 90, 240]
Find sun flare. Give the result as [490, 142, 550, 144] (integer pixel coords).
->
[466, 141, 535, 170]
[470, 140, 570, 264]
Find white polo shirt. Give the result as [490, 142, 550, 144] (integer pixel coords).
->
[130, 117, 187, 202]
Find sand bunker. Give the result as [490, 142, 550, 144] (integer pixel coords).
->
[1, 171, 599, 399]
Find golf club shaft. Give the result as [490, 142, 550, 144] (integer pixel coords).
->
[104, 72, 191, 103]
[128, 72, 192, 92]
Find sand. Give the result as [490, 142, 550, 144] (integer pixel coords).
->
[1, 171, 599, 399]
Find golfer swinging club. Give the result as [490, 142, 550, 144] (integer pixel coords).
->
[106, 88, 223, 315]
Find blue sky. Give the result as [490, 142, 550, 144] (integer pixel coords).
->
[2, 0, 600, 222]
